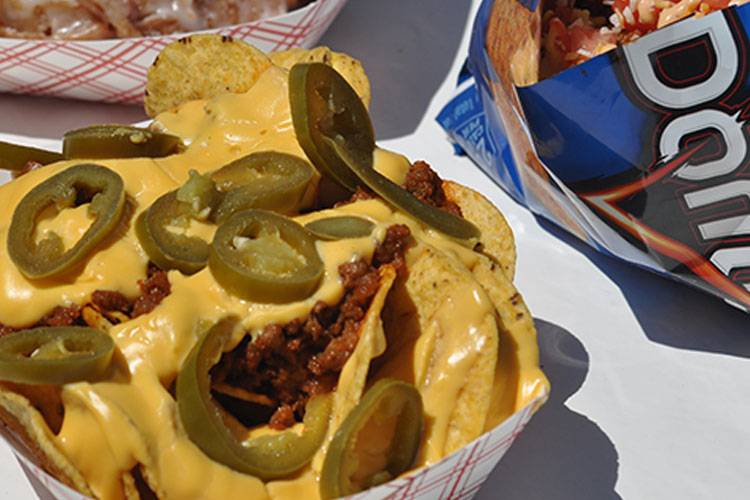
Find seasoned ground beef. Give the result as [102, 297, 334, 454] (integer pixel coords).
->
[0, 304, 86, 338]
[92, 265, 171, 319]
[0, 265, 171, 337]
[131, 266, 171, 317]
[373, 224, 411, 276]
[403, 160, 463, 217]
[39, 304, 84, 327]
[90, 265, 171, 319]
[211, 224, 412, 430]
[91, 290, 131, 313]
[0, 303, 87, 337]
[335, 160, 462, 219]
[334, 186, 376, 207]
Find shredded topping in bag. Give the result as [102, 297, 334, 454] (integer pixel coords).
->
[541, 0, 739, 78]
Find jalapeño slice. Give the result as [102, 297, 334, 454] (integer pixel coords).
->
[208, 209, 324, 303]
[304, 216, 375, 240]
[211, 151, 315, 223]
[0, 326, 115, 384]
[135, 192, 209, 275]
[63, 125, 184, 159]
[326, 138, 481, 244]
[0, 140, 64, 172]
[289, 62, 480, 244]
[320, 378, 424, 499]
[289, 62, 373, 192]
[7, 163, 126, 279]
[135, 170, 219, 274]
[176, 317, 332, 480]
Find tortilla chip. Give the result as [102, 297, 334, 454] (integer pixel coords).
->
[443, 179, 516, 280]
[269, 46, 332, 68]
[0, 385, 94, 497]
[445, 182, 549, 427]
[270, 46, 371, 108]
[82, 305, 115, 332]
[471, 251, 548, 429]
[375, 242, 499, 463]
[144, 34, 273, 118]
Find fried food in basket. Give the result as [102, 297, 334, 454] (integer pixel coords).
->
[0, 38, 548, 500]
[0, 0, 313, 40]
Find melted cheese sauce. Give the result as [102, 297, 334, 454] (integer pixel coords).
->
[0, 65, 547, 499]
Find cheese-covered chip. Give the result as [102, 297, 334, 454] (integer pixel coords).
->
[144, 34, 272, 118]
[270, 46, 371, 108]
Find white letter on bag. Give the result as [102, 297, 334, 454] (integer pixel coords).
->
[710, 247, 750, 291]
[684, 180, 750, 239]
[622, 14, 738, 109]
[660, 109, 746, 180]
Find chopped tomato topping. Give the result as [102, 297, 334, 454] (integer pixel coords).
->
[545, 17, 572, 64]
[613, 0, 657, 32]
[569, 24, 603, 60]
[701, 0, 730, 9]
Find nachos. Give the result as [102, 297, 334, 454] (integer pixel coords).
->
[0, 36, 548, 500]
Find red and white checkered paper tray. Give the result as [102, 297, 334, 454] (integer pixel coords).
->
[0, 0, 347, 104]
[0, 392, 546, 500]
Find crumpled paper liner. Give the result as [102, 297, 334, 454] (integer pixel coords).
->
[0, 392, 547, 500]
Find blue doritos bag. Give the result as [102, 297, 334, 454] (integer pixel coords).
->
[439, 0, 750, 311]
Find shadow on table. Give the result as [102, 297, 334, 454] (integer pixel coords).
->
[536, 217, 750, 359]
[0, 94, 147, 140]
[476, 319, 621, 500]
[318, 0, 472, 140]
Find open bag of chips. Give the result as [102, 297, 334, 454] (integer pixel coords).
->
[440, 0, 750, 311]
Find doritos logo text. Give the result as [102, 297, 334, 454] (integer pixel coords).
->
[581, 9, 750, 308]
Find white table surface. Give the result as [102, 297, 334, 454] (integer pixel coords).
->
[2, 1, 750, 499]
